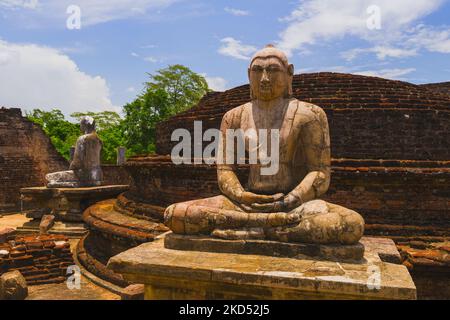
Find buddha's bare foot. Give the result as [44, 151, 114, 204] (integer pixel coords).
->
[265, 200, 365, 245]
[212, 228, 265, 240]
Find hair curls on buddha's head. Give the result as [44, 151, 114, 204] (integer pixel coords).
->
[249, 44, 294, 99]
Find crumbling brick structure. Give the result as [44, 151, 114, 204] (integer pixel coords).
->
[0, 108, 68, 213]
[0, 234, 74, 285]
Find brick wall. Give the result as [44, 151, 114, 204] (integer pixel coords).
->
[0, 108, 68, 212]
[0, 234, 74, 285]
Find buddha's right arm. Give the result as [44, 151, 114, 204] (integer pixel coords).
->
[216, 109, 246, 203]
[217, 167, 245, 203]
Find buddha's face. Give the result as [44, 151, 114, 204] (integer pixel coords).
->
[249, 57, 293, 101]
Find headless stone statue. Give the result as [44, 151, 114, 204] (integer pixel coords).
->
[46, 116, 103, 188]
[164, 45, 364, 245]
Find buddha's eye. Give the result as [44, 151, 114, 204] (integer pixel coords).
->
[267, 66, 282, 72]
[251, 66, 263, 72]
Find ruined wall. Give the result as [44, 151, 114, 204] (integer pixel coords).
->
[0, 234, 74, 285]
[0, 108, 132, 213]
[420, 82, 450, 96]
[0, 108, 68, 212]
[102, 165, 132, 186]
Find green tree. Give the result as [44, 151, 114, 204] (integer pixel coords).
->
[26, 109, 80, 161]
[122, 88, 170, 155]
[71, 111, 121, 131]
[123, 65, 210, 155]
[145, 64, 210, 115]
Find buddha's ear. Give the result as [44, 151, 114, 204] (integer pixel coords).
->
[288, 64, 294, 76]
[247, 67, 251, 81]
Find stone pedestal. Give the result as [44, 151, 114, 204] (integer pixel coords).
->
[108, 235, 416, 300]
[17, 185, 129, 236]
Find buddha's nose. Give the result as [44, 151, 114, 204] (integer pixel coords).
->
[261, 69, 270, 83]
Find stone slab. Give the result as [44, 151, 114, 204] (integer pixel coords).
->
[108, 237, 417, 300]
[20, 185, 129, 223]
[16, 220, 88, 237]
[164, 233, 365, 262]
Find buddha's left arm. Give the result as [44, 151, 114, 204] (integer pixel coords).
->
[288, 112, 331, 204]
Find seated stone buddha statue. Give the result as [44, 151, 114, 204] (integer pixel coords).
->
[165, 45, 364, 245]
[46, 116, 103, 188]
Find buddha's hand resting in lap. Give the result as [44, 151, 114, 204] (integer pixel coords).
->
[249, 193, 303, 213]
[240, 192, 284, 212]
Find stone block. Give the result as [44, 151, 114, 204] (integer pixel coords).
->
[0, 228, 15, 243]
[39, 215, 55, 234]
[0, 270, 28, 300]
[120, 284, 145, 300]
[164, 233, 365, 262]
[108, 237, 417, 300]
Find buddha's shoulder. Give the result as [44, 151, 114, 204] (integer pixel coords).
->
[222, 102, 252, 121]
[78, 132, 102, 143]
[291, 99, 327, 126]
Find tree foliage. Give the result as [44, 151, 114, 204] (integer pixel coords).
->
[145, 64, 210, 114]
[25, 64, 210, 162]
[26, 109, 80, 161]
[122, 88, 170, 155]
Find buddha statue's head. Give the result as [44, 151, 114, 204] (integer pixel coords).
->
[248, 45, 294, 101]
[80, 116, 96, 134]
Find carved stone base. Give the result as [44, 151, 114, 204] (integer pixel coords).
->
[108, 235, 417, 300]
[18, 185, 129, 236]
[164, 233, 366, 262]
[20, 185, 129, 222]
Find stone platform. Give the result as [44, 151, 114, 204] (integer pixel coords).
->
[165, 233, 365, 262]
[108, 235, 416, 300]
[17, 185, 129, 236]
[77, 199, 168, 287]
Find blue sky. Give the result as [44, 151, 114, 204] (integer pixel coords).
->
[0, 0, 449, 117]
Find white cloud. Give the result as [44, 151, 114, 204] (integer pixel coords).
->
[218, 37, 257, 60]
[131, 52, 139, 57]
[224, 7, 249, 16]
[0, 39, 116, 116]
[141, 44, 157, 49]
[355, 68, 416, 80]
[2, 0, 179, 26]
[0, 0, 39, 9]
[202, 74, 228, 91]
[126, 86, 136, 92]
[277, 0, 448, 58]
[144, 56, 158, 63]
[342, 46, 417, 61]
[406, 25, 450, 54]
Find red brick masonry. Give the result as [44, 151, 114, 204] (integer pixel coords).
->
[0, 234, 74, 285]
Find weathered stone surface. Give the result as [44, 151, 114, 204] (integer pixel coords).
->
[164, 233, 365, 262]
[120, 284, 144, 300]
[164, 46, 365, 246]
[46, 116, 103, 188]
[39, 215, 55, 234]
[0, 227, 15, 243]
[108, 238, 417, 300]
[0, 271, 28, 300]
[18, 185, 129, 234]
